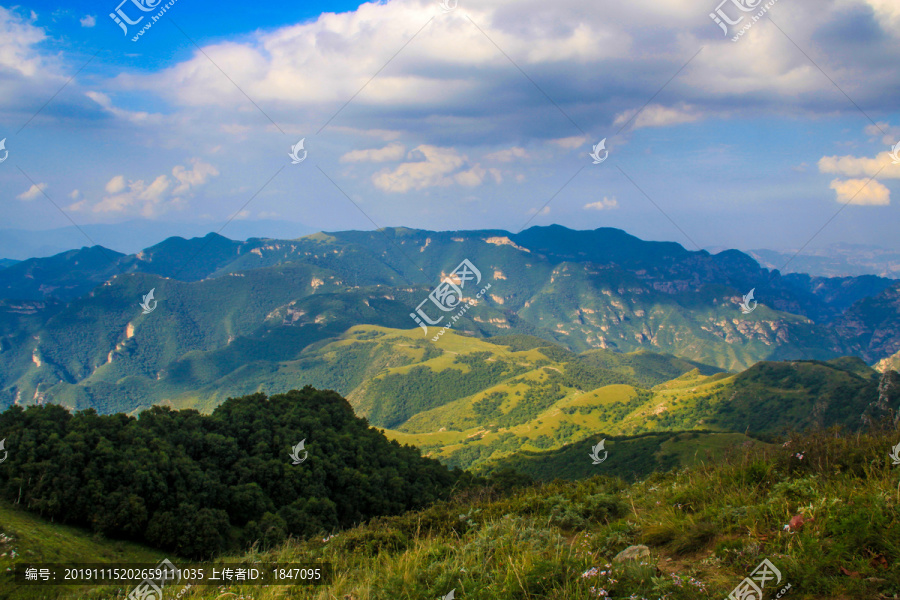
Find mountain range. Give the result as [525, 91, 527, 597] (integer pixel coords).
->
[0, 225, 898, 431]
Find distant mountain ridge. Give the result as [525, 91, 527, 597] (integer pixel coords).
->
[0, 226, 898, 416]
[749, 244, 900, 278]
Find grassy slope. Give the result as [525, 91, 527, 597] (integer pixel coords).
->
[0, 502, 167, 600]
[20, 427, 899, 600]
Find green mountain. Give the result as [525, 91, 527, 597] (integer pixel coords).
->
[0, 247, 125, 302]
[0, 226, 897, 416]
[366, 331, 889, 470]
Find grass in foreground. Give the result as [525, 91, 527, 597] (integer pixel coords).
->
[6, 427, 900, 600]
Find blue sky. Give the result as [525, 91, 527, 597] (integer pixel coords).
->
[1, 0, 899, 254]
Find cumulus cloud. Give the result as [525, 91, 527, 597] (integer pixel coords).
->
[95, 175, 171, 215]
[93, 161, 219, 217]
[372, 145, 495, 192]
[0, 7, 47, 77]
[17, 183, 45, 201]
[861, 0, 900, 28]
[105, 175, 126, 194]
[829, 178, 890, 205]
[172, 160, 219, 195]
[584, 197, 618, 210]
[340, 143, 406, 163]
[818, 153, 900, 179]
[80, 15, 96, 27]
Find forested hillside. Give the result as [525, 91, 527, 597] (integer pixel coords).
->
[0, 388, 460, 560]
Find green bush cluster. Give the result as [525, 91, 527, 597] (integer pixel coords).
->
[0, 387, 459, 559]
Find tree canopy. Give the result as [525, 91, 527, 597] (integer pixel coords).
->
[0, 387, 461, 558]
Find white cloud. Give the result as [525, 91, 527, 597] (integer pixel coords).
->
[95, 175, 171, 215]
[93, 161, 218, 217]
[105, 175, 126, 194]
[829, 178, 890, 206]
[613, 104, 702, 132]
[864, 122, 900, 146]
[86, 91, 161, 125]
[861, 0, 900, 28]
[818, 152, 900, 179]
[80, 15, 96, 28]
[67, 199, 88, 212]
[340, 143, 406, 163]
[584, 197, 618, 210]
[17, 183, 45, 201]
[549, 136, 587, 150]
[373, 145, 483, 192]
[485, 147, 528, 162]
[0, 7, 47, 77]
[172, 160, 219, 195]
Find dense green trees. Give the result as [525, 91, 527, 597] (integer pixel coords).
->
[0, 387, 460, 559]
